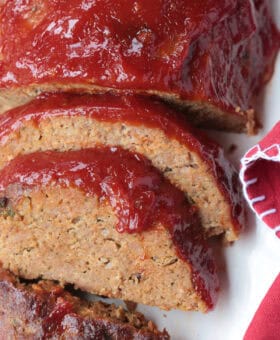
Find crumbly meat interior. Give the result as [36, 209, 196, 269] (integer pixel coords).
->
[0, 186, 208, 312]
[0, 116, 239, 241]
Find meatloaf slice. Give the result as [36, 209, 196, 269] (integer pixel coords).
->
[0, 147, 219, 312]
[0, 93, 243, 242]
[0, 265, 169, 339]
[0, 0, 278, 132]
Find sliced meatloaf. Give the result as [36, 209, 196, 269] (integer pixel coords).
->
[0, 93, 244, 242]
[0, 265, 169, 339]
[0, 0, 278, 132]
[0, 147, 219, 312]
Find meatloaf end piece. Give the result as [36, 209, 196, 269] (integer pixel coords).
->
[0, 265, 169, 339]
[0, 0, 278, 132]
[0, 93, 244, 242]
[0, 147, 219, 312]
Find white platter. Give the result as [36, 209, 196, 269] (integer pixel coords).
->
[0, 2, 279, 339]
[86, 4, 280, 339]
[134, 4, 280, 339]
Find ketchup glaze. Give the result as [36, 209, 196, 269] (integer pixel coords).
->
[0, 0, 278, 116]
[0, 147, 219, 309]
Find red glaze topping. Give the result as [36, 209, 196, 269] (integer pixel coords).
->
[0, 147, 219, 308]
[0, 92, 244, 234]
[0, 0, 278, 115]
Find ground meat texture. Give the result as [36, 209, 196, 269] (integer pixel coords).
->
[0, 0, 278, 133]
[0, 93, 244, 242]
[0, 265, 169, 339]
[0, 148, 219, 312]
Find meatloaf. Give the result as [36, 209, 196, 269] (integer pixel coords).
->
[0, 93, 244, 242]
[0, 147, 219, 312]
[0, 0, 278, 132]
[0, 265, 169, 339]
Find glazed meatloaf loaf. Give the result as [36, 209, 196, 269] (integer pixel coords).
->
[0, 147, 219, 312]
[0, 0, 278, 132]
[0, 93, 244, 242]
[0, 265, 169, 339]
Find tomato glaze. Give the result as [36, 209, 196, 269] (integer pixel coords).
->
[0, 92, 243, 235]
[0, 147, 218, 308]
[0, 0, 278, 115]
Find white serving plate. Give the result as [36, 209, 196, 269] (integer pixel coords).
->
[87, 4, 280, 339]
[134, 4, 280, 339]
[89, 46, 280, 340]
[1, 2, 279, 339]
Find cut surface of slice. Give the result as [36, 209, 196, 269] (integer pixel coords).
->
[0, 147, 219, 312]
[0, 93, 244, 241]
[0, 0, 278, 132]
[0, 265, 169, 339]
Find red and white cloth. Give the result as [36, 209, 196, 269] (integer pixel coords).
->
[240, 121, 280, 238]
[244, 275, 280, 340]
[240, 121, 280, 339]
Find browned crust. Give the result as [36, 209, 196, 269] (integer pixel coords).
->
[0, 264, 169, 339]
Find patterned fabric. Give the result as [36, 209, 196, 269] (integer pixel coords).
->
[240, 121, 280, 237]
[240, 121, 280, 339]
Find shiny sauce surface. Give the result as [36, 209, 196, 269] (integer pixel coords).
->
[0, 0, 278, 113]
[0, 147, 218, 308]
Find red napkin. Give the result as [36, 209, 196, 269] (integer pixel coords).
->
[240, 121, 280, 237]
[240, 121, 280, 339]
[244, 275, 280, 340]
